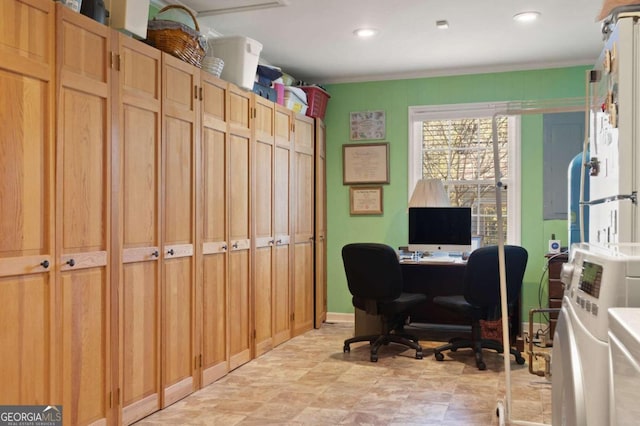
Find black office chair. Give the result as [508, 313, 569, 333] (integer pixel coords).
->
[433, 245, 528, 370]
[342, 243, 427, 362]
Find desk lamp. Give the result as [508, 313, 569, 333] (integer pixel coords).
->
[408, 179, 450, 260]
[408, 178, 450, 208]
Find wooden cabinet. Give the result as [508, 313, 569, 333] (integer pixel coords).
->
[314, 119, 327, 328]
[56, 6, 113, 424]
[0, 0, 56, 407]
[253, 95, 276, 357]
[112, 33, 162, 424]
[273, 106, 294, 347]
[0, 3, 327, 419]
[200, 72, 230, 386]
[227, 85, 253, 370]
[161, 53, 199, 406]
[547, 253, 568, 341]
[292, 114, 316, 337]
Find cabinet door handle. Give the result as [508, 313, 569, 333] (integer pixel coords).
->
[40, 260, 50, 269]
[269, 239, 275, 245]
[199, 87, 203, 100]
[232, 242, 238, 249]
[167, 249, 175, 256]
[66, 258, 75, 267]
[152, 250, 159, 258]
[276, 239, 282, 245]
[221, 244, 227, 251]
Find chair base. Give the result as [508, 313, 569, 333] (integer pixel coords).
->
[344, 332, 424, 362]
[433, 337, 525, 370]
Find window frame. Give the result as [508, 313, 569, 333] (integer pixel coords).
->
[408, 102, 521, 245]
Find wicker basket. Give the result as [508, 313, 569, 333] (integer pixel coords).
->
[147, 5, 207, 68]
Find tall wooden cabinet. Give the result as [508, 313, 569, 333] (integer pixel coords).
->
[227, 85, 253, 370]
[292, 114, 316, 337]
[273, 105, 294, 347]
[315, 119, 328, 328]
[112, 34, 163, 424]
[0, 0, 56, 407]
[253, 95, 276, 357]
[160, 53, 200, 406]
[200, 72, 230, 387]
[56, 7, 113, 425]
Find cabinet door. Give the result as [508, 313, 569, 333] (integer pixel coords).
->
[161, 53, 199, 406]
[314, 119, 327, 328]
[113, 34, 162, 425]
[273, 106, 293, 347]
[200, 72, 230, 386]
[0, 0, 56, 406]
[292, 114, 315, 337]
[253, 95, 275, 357]
[56, 6, 112, 425]
[227, 85, 252, 370]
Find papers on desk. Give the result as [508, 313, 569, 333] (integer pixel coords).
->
[417, 256, 462, 264]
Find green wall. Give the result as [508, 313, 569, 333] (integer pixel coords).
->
[323, 66, 590, 320]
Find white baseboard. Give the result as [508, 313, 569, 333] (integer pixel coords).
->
[326, 312, 354, 323]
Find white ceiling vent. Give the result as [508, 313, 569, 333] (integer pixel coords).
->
[179, 0, 289, 16]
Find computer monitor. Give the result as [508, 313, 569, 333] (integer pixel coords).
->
[408, 207, 472, 254]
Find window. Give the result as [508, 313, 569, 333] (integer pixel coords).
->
[408, 103, 521, 245]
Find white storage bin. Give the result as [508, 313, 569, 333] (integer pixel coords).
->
[209, 36, 262, 90]
[110, 0, 150, 39]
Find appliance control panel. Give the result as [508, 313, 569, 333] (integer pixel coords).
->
[578, 261, 604, 298]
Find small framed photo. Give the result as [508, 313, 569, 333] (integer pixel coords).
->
[350, 186, 383, 215]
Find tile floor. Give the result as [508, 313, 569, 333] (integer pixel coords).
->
[135, 322, 552, 425]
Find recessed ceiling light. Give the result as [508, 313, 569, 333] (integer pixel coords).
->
[353, 28, 379, 38]
[436, 20, 449, 29]
[513, 11, 541, 22]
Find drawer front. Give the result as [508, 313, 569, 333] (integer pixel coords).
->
[549, 279, 564, 299]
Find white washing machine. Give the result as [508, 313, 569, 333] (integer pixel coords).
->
[552, 243, 640, 426]
[608, 307, 640, 425]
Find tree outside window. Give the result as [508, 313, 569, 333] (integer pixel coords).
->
[420, 116, 510, 245]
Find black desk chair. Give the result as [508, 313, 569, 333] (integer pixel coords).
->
[342, 243, 426, 362]
[433, 245, 528, 370]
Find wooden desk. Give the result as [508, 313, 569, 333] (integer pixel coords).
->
[400, 260, 521, 336]
[400, 260, 468, 326]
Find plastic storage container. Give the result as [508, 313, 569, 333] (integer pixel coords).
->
[208, 36, 262, 90]
[299, 86, 330, 119]
[252, 82, 277, 102]
[110, 0, 150, 39]
[283, 86, 308, 115]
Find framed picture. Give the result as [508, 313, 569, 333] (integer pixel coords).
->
[350, 110, 386, 140]
[350, 186, 383, 215]
[343, 142, 390, 185]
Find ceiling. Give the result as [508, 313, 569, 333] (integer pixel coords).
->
[159, 0, 607, 84]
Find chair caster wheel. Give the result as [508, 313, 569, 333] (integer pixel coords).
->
[450, 347, 457, 352]
[370, 354, 378, 362]
[415, 351, 423, 360]
[343, 344, 350, 353]
[516, 355, 525, 365]
[478, 361, 486, 370]
[434, 352, 444, 361]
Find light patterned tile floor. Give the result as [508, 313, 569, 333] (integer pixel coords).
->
[135, 322, 552, 425]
